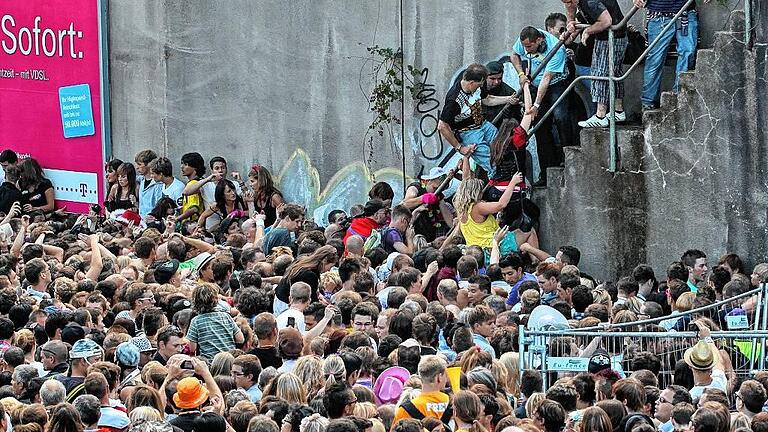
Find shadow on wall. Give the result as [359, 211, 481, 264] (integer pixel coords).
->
[276, 149, 407, 226]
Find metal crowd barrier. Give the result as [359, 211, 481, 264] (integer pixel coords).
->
[518, 283, 768, 389]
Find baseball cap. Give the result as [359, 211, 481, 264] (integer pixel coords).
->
[70, 339, 103, 360]
[115, 341, 140, 367]
[588, 348, 611, 374]
[61, 324, 86, 346]
[154, 260, 180, 285]
[131, 335, 155, 353]
[420, 167, 448, 181]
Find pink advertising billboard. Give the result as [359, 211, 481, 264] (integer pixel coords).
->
[0, 0, 109, 213]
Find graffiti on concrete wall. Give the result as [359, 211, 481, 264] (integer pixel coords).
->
[409, 67, 459, 178]
[275, 149, 406, 226]
[272, 57, 528, 225]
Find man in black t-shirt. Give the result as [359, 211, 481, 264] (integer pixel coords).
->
[562, 0, 628, 128]
[248, 312, 283, 369]
[437, 63, 516, 178]
[483, 61, 521, 125]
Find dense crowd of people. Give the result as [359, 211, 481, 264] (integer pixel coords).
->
[0, 1, 742, 432]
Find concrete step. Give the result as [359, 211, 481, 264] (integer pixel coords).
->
[729, 9, 746, 34]
[660, 91, 678, 112]
[578, 125, 644, 164]
[677, 70, 697, 91]
[546, 166, 565, 188]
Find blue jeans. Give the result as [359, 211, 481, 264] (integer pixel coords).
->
[641, 11, 699, 107]
[459, 120, 497, 177]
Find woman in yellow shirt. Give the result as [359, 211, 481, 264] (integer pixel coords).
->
[453, 156, 521, 256]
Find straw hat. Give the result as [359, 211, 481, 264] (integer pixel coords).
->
[684, 340, 715, 371]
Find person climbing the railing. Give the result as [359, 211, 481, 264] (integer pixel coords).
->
[486, 82, 538, 233]
[634, 0, 707, 111]
[561, 0, 629, 128]
[437, 63, 517, 179]
[509, 26, 574, 185]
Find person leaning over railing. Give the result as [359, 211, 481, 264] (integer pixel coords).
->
[561, 0, 629, 128]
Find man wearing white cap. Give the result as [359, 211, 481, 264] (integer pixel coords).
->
[401, 167, 454, 241]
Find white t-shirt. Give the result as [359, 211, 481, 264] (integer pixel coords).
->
[689, 368, 727, 401]
[276, 307, 306, 333]
[162, 178, 185, 203]
[201, 180, 243, 229]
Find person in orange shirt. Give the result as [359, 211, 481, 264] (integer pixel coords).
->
[392, 355, 452, 429]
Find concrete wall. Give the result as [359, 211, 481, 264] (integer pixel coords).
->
[758, 0, 768, 43]
[105, 0, 740, 222]
[534, 16, 768, 281]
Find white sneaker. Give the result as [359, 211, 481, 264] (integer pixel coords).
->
[614, 111, 626, 122]
[578, 114, 609, 128]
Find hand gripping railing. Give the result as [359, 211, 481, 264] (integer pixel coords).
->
[491, 34, 576, 126]
[520, 1, 696, 173]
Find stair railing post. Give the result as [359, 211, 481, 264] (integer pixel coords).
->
[608, 29, 617, 172]
[761, 282, 768, 370]
[745, 0, 753, 48]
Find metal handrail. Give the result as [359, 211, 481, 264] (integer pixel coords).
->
[491, 30, 580, 126]
[523, 1, 694, 173]
[574, 283, 764, 331]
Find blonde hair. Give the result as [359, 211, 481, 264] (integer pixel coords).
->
[676, 292, 696, 312]
[14, 329, 35, 354]
[320, 271, 342, 294]
[210, 351, 235, 377]
[323, 355, 346, 387]
[592, 288, 611, 306]
[353, 402, 378, 419]
[129, 406, 163, 423]
[524, 392, 546, 420]
[561, 265, 580, 277]
[498, 354, 519, 395]
[294, 355, 325, 398]
[116, 255, 133, 271]
[370, 419, 386, 432]
[276, 373, 307, 404]
[418, 355, 447, 383]
[300, 413, 329, 432]
[453, 178, 485, 217]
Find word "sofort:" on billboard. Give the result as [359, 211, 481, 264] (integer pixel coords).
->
[1, 15, 84, 59]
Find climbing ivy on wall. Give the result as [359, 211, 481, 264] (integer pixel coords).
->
[362, 45, 428, 175]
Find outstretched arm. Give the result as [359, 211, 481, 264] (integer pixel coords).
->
[473, 172, 523, 216]
[520, 83, 535, 132]
[85, 234, 103, 280]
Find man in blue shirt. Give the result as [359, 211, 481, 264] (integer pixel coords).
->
[510, 26, 575, 185]
[134, 150, 163, 219]
[500, 253, 537, 307]
[467, 305, 497, 358]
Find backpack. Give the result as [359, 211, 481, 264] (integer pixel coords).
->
[400, 399, 453, 429]
[364, 227, 398, 252]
